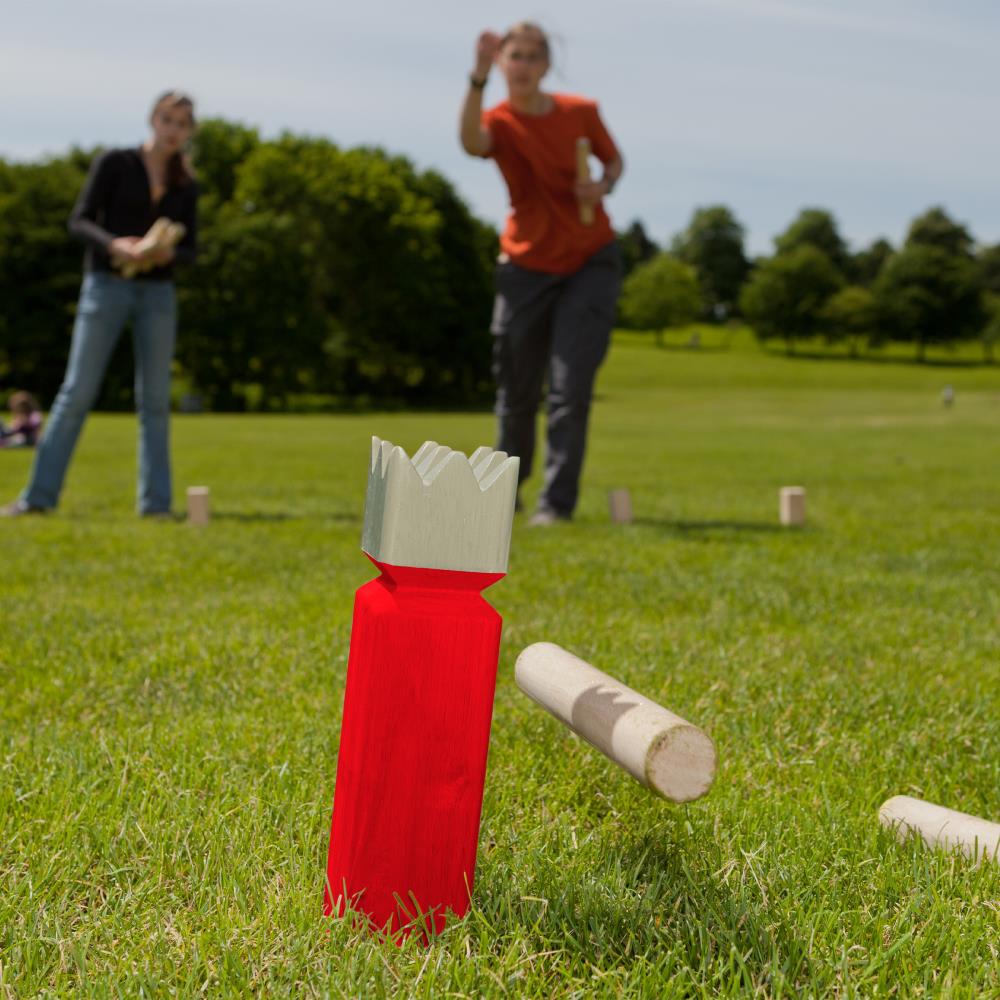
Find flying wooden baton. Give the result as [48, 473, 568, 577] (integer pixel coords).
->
[516, 643, 716, 803]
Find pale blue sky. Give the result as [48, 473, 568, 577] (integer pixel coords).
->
[3, 0, 997, 253]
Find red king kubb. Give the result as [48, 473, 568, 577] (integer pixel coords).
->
[324, 437, 519, 938]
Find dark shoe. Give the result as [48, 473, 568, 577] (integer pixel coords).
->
[528, 507, 571, 527]
[1, 499, 47, 518]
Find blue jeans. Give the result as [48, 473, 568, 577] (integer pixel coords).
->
[23, 272, 177, 513]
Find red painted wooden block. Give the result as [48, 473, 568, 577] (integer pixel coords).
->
[324, 438, 518, 939]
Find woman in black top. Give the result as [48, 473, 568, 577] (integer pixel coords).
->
[3, 91, 198, 517]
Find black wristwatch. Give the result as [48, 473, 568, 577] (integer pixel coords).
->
[469, 74, 488, 90]
[602, 174, 618, 195]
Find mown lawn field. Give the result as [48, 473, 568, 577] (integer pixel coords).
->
[2, 331, 999, 998]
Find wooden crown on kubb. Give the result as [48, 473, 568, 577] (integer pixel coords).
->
[362, 436, 519, 574]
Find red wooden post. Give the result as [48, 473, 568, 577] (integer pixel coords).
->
[324, 438, 519, 939]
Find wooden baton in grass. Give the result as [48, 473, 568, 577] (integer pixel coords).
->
[515, 643, 716, 802]
[576, 137, 595, 226]
[325, 437, 518, 938]
[879, 795, 1000, 864]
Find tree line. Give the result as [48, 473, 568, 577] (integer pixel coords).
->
[619, 205, 1000, 361]
[0, 119, 497, 411]
[3, 123, 999, 415]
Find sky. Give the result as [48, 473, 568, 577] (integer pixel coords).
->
[2, 0, 998, 254]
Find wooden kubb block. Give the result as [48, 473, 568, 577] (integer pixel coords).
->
[780, 486, 806, 526]
[608, 488, 633, 524]
[325, 438, 519, 939]
[186, 486, 210, 525]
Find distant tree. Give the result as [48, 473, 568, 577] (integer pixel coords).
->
[230, 137, 494, 403]
[821, 285, 877, 356]
[774, 208, 850, 275]
[617, 220, 658, 278]
[978, 243, 1000, 295]
[671, 204, 749, 318]
[905, 206, 974, 258]
[0, 154, 113, 404]
[177, 208, 330, 410]
[619, 253, 701, 346]
[851, 238, 893, 286]
[190, 118, 260, 207]
[739, 245, 843, 353]
[981, 293, 1000, 363]
[873, 244, 985, 361]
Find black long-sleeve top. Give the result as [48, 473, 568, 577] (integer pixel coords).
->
[68, 147, 198, 281]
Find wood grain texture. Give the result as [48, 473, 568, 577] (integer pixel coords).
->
[363, 437, 518, 574]
[879, 795, 1000, 864]
[325, 559, 505, 938]
[515, 643, 716, 803]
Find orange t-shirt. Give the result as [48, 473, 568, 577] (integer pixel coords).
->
[482, 93, 620, 275]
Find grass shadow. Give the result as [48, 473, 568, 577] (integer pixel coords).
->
[634, 518, 785, 536]
[493, 826, 812, 990]
[654, 342, 732, 354]
[762, 347, 993, 369]
[211, 511, 361, 524]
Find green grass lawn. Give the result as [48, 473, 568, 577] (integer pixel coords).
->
[2, 332, 999, 998]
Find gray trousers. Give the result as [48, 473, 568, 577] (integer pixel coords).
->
[490, 242, 621, 516]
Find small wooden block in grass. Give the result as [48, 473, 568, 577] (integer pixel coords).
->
[608, 488, 633, 524]
[780, 486, 806, 526]
[186, 486, 210, 525]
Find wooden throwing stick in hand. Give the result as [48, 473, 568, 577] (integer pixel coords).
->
[120, 217, 186, 279]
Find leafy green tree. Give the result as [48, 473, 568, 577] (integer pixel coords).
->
[671, 204, 749, 318]
[905, 206, 974, 258]
[177, 208, 330, 410]
[851, 238, 893, 286]
[617, 220, 658, 278]
[0, 128, 499, 412]
[774, 208, 850, 275]
[739, 246, 843, 353]
[980, 293, 1000, 363]
[190, 118, 260, 207]
[873, 244, 985, 361]
[230, 137, 493, 403]
[977, 243, 1000, 295]
[619, 253, 701, 346]
[0, 153, 114, 404]
[821, 285, 877, 356]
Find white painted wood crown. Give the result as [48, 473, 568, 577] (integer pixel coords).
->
[361, 437, 519, 573]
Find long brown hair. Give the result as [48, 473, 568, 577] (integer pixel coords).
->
[150, 90, 197, 188]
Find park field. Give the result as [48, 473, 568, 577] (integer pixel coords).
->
[2, 331, 999, 998]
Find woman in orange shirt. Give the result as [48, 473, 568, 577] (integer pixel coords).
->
[460, 22, 624, 525]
